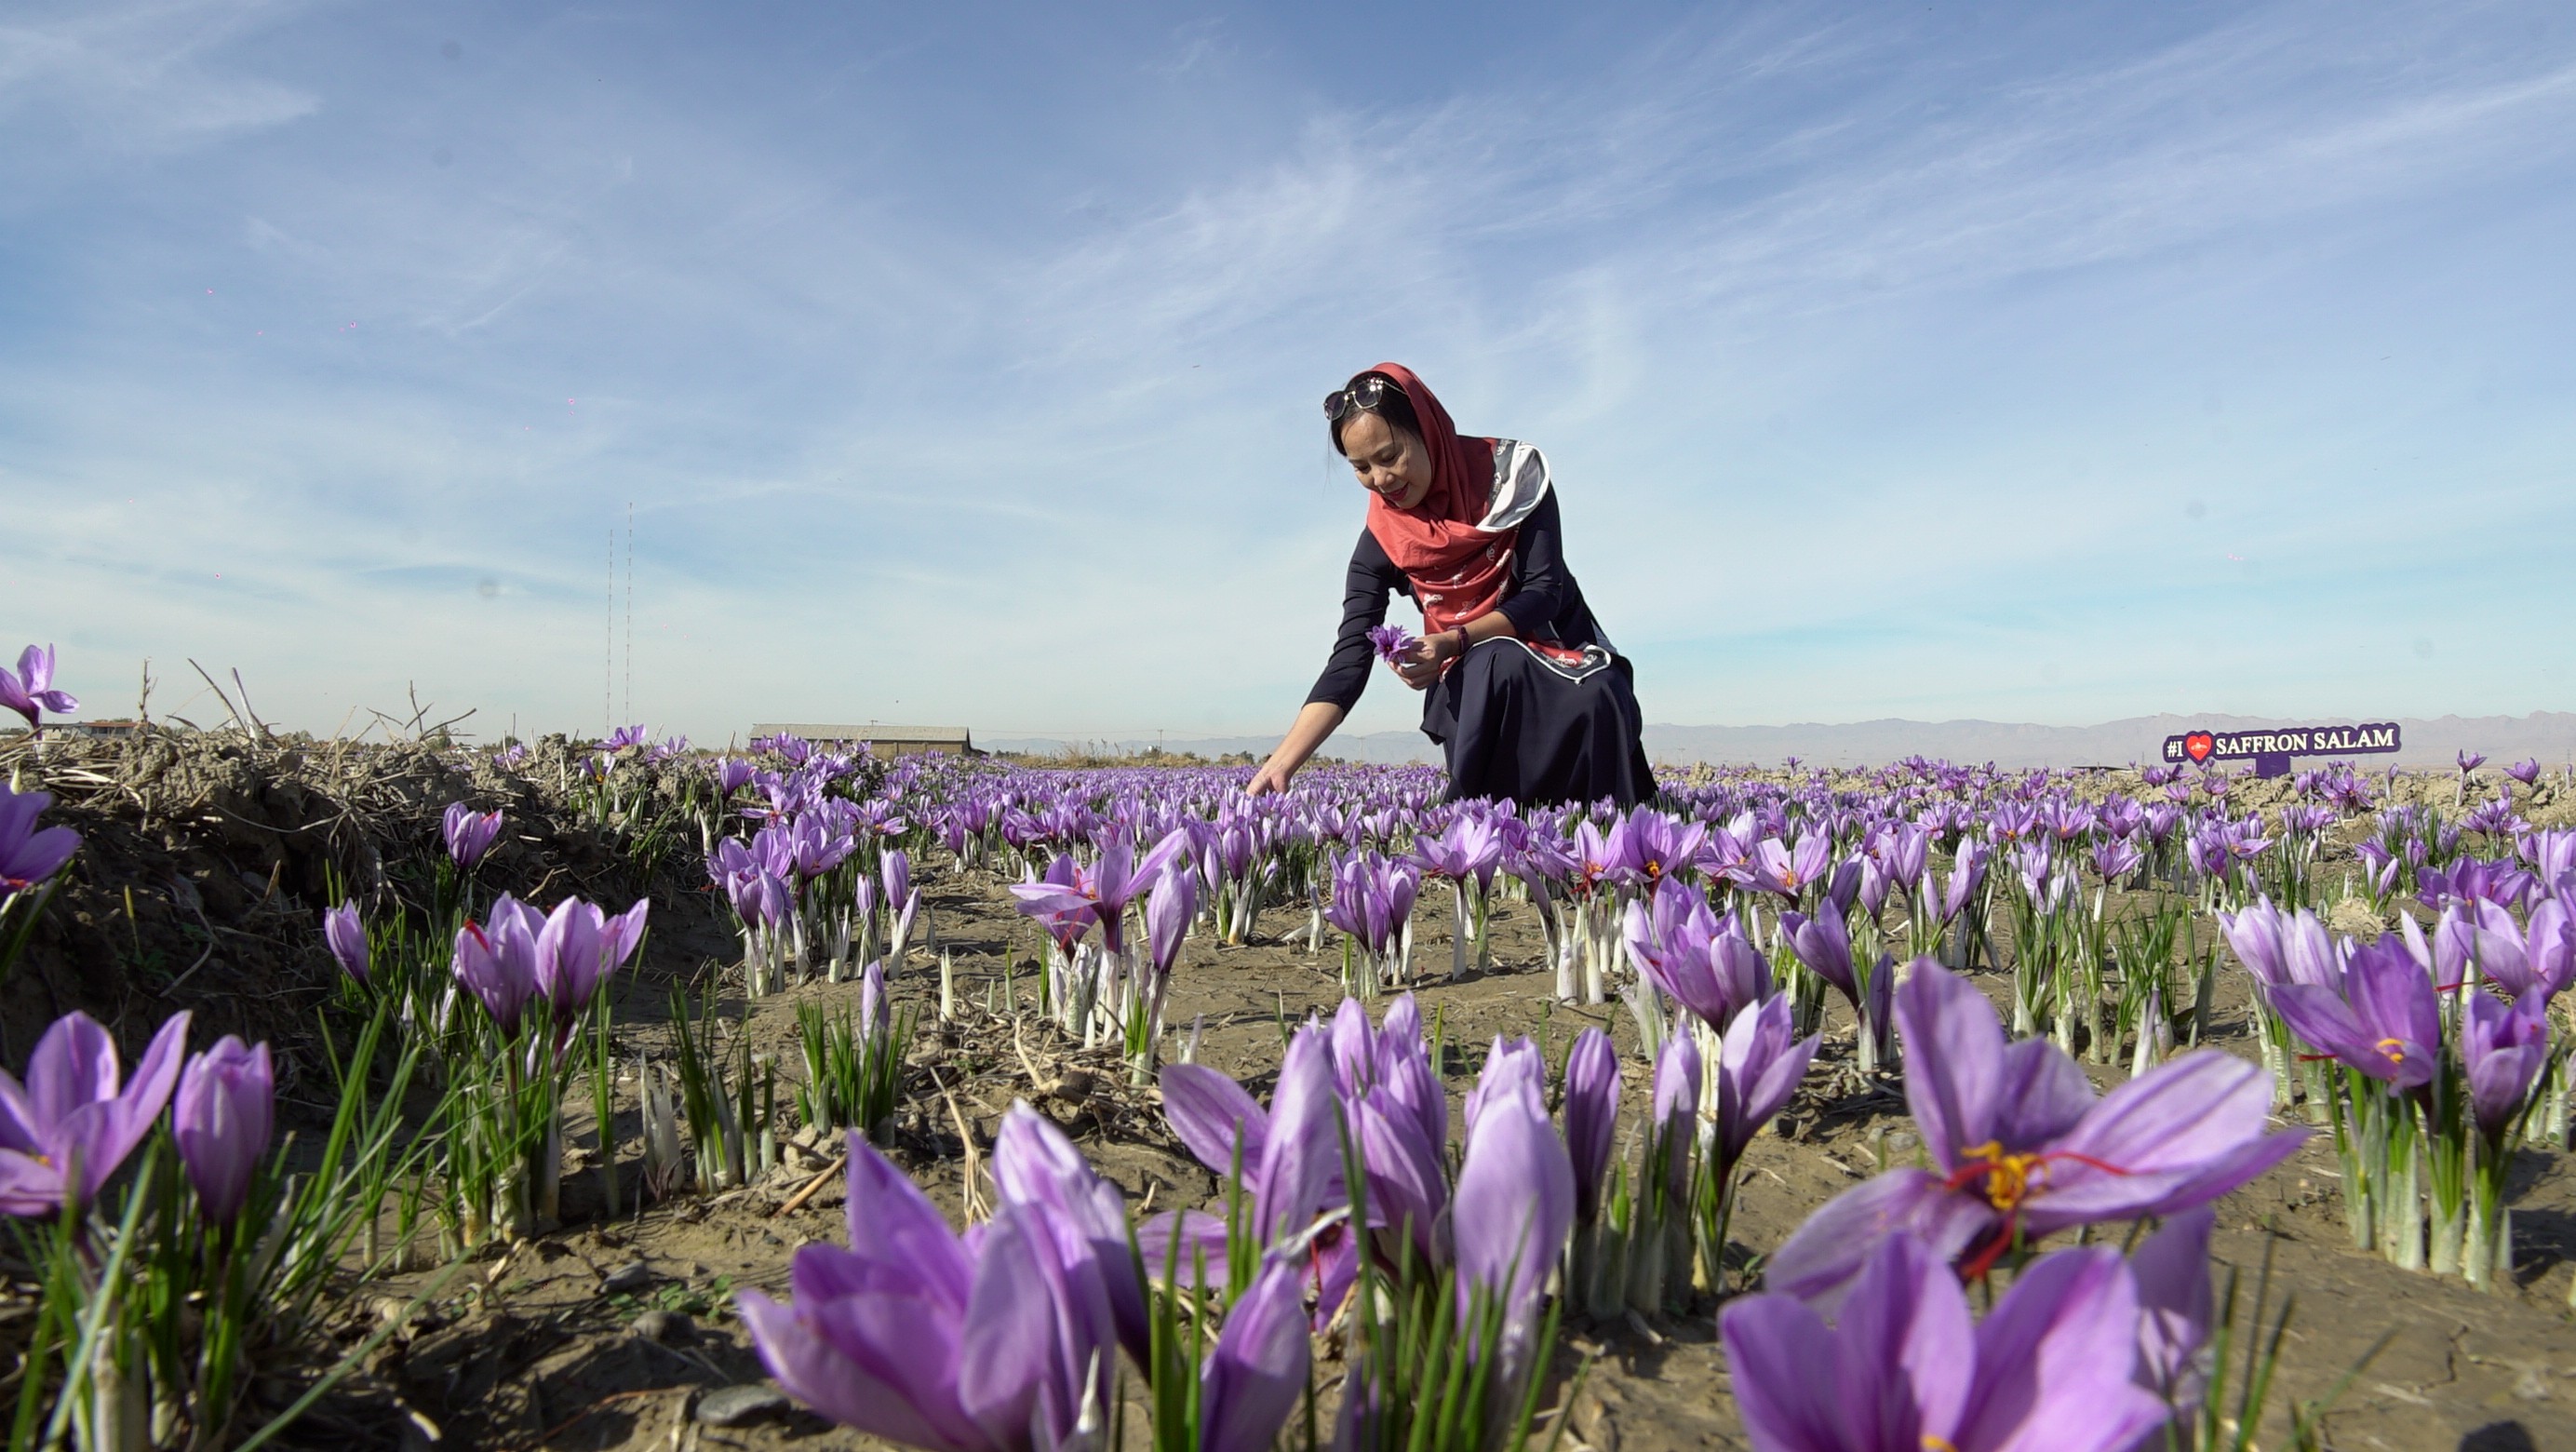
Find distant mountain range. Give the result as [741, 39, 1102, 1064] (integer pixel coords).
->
[985, 712, 2576, 770]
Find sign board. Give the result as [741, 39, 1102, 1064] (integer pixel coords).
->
[2158, 722, 2403, 778]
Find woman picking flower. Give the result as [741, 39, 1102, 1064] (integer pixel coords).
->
[1248, 365, 1655, 807]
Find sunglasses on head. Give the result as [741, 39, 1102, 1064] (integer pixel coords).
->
[1322, 374, 1398, 423]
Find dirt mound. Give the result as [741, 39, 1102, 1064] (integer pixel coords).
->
[1, 729, 729, 1073]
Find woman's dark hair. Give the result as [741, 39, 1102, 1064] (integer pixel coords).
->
[1329, 370, 1422, 456]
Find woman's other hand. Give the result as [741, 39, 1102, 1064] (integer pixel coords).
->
[1391, 632, 1459, 690]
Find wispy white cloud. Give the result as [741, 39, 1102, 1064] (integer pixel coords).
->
[0, 0, 318, 155]
[5, 1, 2573, 742]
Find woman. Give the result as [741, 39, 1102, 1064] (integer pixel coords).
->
[1247, 364, 1655, 807]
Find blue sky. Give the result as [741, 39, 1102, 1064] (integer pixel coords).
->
[5, 1, 2572, 746]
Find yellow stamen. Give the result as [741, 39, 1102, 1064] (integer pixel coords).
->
[1955, 1140, 2045, 1212]
[1923, 1437, 1959, 1452]
[2374, 1037, 2407, 1065]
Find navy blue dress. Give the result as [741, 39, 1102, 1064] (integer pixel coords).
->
[1305, 491, 1655, 807]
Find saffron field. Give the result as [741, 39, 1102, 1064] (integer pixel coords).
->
[2, 646, 2574, 1449]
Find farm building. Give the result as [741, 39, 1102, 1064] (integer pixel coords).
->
[747, 723, 981, 759]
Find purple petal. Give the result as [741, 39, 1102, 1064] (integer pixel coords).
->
[1832, 1233, 1975, 1452]
[1990, 1037, 2095, 1150]
[1561, 1028, 1620, 1220]
[78, 1012, 188, 1204]
[24, 1012, 120, 1130]
[1161, 1064, 1270, 1178]
[1252, 1028, 1338, 1244]
[1200, 1254, 1312, 1452]
[1764, 1170, 1997, 1311]
[1956, 1245, 2166, 1452]
[0, 1149, 66, 1217]
[1717, 1294, 1843, 1452]
[1452, 1073, 1573, 1335]
[2030, 1051, 2303, 1234]
[841, 1136, 973, 1305]
[956, 1205, 1068, 1450]
[1135, 1209, 1230, 1291]
[1894, 961, 2007, 1168]
[740, 1282, 975, 1452]
[2129, 1207, 2215, 1405]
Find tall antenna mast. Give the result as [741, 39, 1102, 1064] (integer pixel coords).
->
[624, 502, 635, 727]
[605, 525, 615, 738]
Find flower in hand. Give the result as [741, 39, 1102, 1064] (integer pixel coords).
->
[1367, 624, 1416, 664]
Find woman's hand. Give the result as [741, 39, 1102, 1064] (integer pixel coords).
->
[1247, 759, 1295, 796]
[1391, 631, 1460, 690]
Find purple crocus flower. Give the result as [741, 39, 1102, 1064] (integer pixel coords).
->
[859, 958, 887, 1041]
[883, 849, 913, 919]
[1713, 994, 1819, 1172]
[2435, 900, 2532, 996]
[1009, 854, 1096, 958]
[2463, 989, 2549, 1143]
[2217, 898, 2343, 998]
[2090, 838, 2141, 884]
[441, 802, 504, 871]
[2521, 829, 2576, 888]
[2459, 749, 2488, 776]
[1007, 828, 1191, 957]
[1409, 814, 1503, 889]
[728, 867, 793, 931]
[738, 1133, 1120, 1452]
[174, 1036, 274, 1225]
[536, 897, 650, 1017]
[1461, 1034, 1545, 1139]
[2522, 892, 2576, 1002]
[1146, 868, 1197, 979]
[1623, 878, 1771, 1032]
[1324, 997, 1450, 1262]
[1626, 808, 1709, 886]
[1748, 836, 1831, 899]
[1765, 961, 2302, 1304]
[713, 758, 758, 796]
[987, 1104, 1151, 1357]
[2265, 935, 2439, 1091]
[1571, 818, 1639, 895]
[2131, 1206, 2217, 1410]
[1561, 1028, 1619, 1223]
[1722, 1232, 2166, 1452]
[453, 895, 543, 1032]
[1367, 625, 1417, 664]
[0, 646, 77, 733]
[1159, 1026, 1338, 1246]
[0, 1010, 191, 1216]
[786, 817, 856, 881]
[0, 786, 81, 894]
[1782, 909, 1889, 1051]
[1935, 841, 1988, 925]
[1649, 1027, 1702, 1203]
[1779, 908, 1857, 1004]
[1199, 1253, 1313, 1452]
[2417, 855, 2538, 914]
[1452, 1044, 1574, 1378]
[322, 902, 369, 985]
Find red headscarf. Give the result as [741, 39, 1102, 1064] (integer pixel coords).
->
[1355, 364, 1512, 637]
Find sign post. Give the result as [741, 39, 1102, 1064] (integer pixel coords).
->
[2159, 722, 2404, 778]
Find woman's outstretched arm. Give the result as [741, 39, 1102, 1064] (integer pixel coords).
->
[1255, 531, 1401, 794]
[1248, 701, 1346, 795]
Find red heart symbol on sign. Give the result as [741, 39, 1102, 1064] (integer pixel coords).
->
[2184, 732, 2214, 763]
